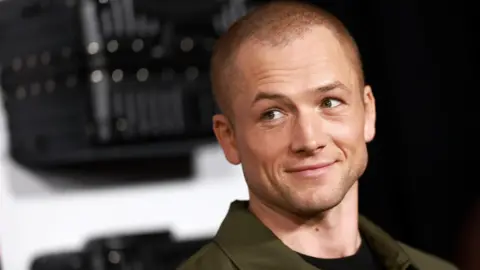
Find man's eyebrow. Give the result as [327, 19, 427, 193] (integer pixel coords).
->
[251, 92, 289, 106]
[251, 80, 349, 106]
[316, 80, 350, 93]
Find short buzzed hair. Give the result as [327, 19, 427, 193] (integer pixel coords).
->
[211, 0, 364, 118]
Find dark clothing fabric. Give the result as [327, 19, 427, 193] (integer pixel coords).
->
[298, 235, 385, 270]
[178, 200, 458, 270]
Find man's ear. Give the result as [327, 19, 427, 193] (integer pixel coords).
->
[363, 85, 376, 143]
[213, 114, 241, 165]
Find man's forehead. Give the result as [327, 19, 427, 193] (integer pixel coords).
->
[210, 2, 364, 117]
[233, 29, 353, 85]
[235, 26, 345, 65]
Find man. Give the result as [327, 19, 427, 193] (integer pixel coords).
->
[179, 1, 457, 269]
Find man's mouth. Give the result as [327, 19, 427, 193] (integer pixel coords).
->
[285, 161, 336, 178]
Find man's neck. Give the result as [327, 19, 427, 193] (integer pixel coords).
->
[249, 182, 361, 259]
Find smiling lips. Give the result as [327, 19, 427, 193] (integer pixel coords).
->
[285, 161, 336, 178]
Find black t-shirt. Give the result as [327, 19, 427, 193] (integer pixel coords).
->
[297, 237, 385, 270]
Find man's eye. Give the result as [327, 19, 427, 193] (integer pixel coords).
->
[261, 110, 284, 121]
[321, 98, 342, 108]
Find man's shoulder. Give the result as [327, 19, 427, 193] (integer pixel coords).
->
[177, 241, 237, 270]
[399, 242, 458, 270]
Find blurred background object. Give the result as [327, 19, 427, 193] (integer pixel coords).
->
[456, 198, 480, 270]
[30, 231, 211, 270]
[0, 0, 257, 168]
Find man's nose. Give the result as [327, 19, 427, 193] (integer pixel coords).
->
[290, 112, 327, 155]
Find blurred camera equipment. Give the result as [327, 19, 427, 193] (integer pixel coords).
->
[0, 0, 256, 167]
[30, 230, 211, 270]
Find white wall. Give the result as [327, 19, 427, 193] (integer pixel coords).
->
[0, 106, 249, 270]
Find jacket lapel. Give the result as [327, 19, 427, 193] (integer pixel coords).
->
[214, 200, 418, 270]
[214, 201, 318, 270]
[359, 216, 418, 270]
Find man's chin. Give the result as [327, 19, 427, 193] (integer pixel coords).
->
[287, 195, 344, 219]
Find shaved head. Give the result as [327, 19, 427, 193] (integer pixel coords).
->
[211, 0, 364, 118]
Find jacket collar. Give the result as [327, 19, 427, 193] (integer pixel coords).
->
[214, 200, 417, 270]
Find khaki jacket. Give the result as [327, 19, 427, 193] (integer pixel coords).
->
[179, 201, 457, 270]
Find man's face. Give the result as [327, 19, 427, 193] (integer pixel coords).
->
[213, 26, 376, 217]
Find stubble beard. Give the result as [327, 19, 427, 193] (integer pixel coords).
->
[268, 158, 367, 220]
